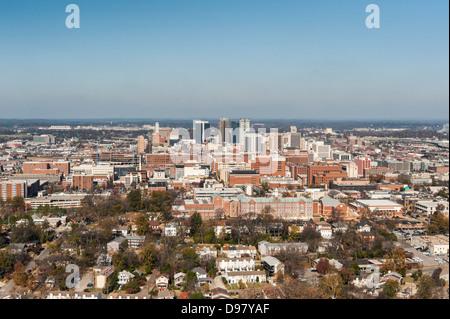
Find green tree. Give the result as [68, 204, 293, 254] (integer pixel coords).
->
[140, 243, 157, 272]
[127, 189, 142, 211]
[416, 275, 435, 299]
[190, 212, 203, 238]
[135, 213, 149, 235]
[379, 280, 400, 299]
[0, 250, 14, 278]
[182, 270, 198, 292]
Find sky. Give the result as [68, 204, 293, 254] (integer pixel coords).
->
[0, 0, 448, 121]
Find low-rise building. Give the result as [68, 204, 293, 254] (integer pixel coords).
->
[221, 245, 257, 258]
[262, 256, 284, 276]
[216, 257, 255, 273]
[224, 270, 266, 284]
[258, 241, 308, 257]
[411, 235, 449, 255]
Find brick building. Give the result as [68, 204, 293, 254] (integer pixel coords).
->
[228, 170, 260, 187]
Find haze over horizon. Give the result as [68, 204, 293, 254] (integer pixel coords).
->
[0, 0, 448, 120]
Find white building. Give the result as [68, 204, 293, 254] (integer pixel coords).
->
[415, 201, 449, 216]
[316, 222, 333, 239]
[411, 235, 449, 255]
[224, 270, 266, 285]
[262, 256, 284, 276]
[221, 245, 257, 259]
[183, 165, 209, 179]
[118, 270, 135, 286]
[164, 223, 179, 237]
[195, 245, 218, 260]
[216, 257, 255, 273]
[258, 241, 308, 257]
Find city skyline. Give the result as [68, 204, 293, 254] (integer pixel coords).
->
[0, 0, 449, 120]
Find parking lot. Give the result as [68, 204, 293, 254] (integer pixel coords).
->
[397, 238, 448, 268]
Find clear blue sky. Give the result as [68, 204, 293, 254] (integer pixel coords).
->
[0, 0, 448, 120]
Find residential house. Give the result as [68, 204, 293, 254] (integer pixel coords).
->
[210, 287, 230, 299]
[118, 270, 135, 286]
[107, 236, 126, 254]
[195, 245, 218, 261]
[155, 274, 170, 290]
[174, 272, 186, 287]
[192, 267, 212, 285]
[96, 253, 112, 266]
[316, 221, 333, 239]
[126, 235, 146, 249]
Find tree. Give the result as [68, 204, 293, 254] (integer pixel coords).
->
[0, 250, 14, 278]
[427, 212, 449, 234]
[320, 273, 343, 299]
[181, 247, 200, 272]
[316, 258, 330, 275]
[12, 262, 29, 287]
[140, 243, 157, 272]
[379, 280, 399, 299]
[383, 248, 406, 274]
[127, 189, 142, 211]
[182, 271, 198, 292]
[431, 268, 444, 287]
[298, 226, 322, 252]
[190, 212, 203, 238]
[189, 292, 205, 299]
[349, 261, 361, 276]
[135, 213, 149, 236]
[416, 275, 435, 299]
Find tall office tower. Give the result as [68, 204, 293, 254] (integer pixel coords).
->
[290, 132, 302, 149]
[193, 120, 211, 144]
[290, 126, 297, 133]
[244, 132, 265, 153]
[137, 135, 148, 154]
[230, 120, 240, 144]
[155, 122, 160, 133]
[218, 118, 230, 143]
[239, 118, 251, 145]
[354, 156, 371, 177]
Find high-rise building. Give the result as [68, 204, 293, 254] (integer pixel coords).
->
[290, 133, 302, 149]
[230, 121, 240, 144]
[355, 156, 371, 177]
[218, 118, 230, 143]
[137, 135, 148, 154]
[193, 120, 211, 144]
[239, 118, 251, 145]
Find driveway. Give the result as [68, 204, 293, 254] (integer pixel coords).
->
[75, 271, 93, 292]
[212, 275, 227, 290]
